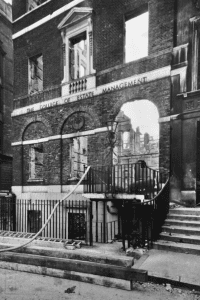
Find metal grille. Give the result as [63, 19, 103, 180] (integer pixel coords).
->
[68, 213, 86, 240]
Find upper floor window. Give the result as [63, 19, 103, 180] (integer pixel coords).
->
[29, 54, 43, 94]
[58, 7, 96, 96]
[125, 11, 149, 63]
[27, 0, 46, 12]
[69, 32, 87, 81]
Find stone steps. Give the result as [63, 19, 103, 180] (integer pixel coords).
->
[168, 214, 200, 221]
[0, 238, 147, 290]
[153, 240, 200, 256]
[164, 219, 200, 227]
[159, 232, 200, 245]
[153, 207, 200, 255]
[0, 251, 147, 291]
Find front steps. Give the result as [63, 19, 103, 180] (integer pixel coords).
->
[0, 236, 147, 290]
[153, 208, 200, 255]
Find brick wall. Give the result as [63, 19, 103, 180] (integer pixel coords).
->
[13, 0, 174, 102]
[12, 76, 171, 186]
[12, 0, 173, 188]
[0, 0, 13, 191]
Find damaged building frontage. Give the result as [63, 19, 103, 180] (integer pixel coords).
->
[11, 0, 173, 246]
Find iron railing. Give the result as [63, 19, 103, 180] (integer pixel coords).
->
[84, 162, 168, 199]
[120, 178, 170, 250]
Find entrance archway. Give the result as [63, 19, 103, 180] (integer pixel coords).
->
[114, 100, 159, 170]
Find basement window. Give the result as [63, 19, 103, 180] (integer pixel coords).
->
[125, 11, 149, 63]
[29, 144, 44, 180]
[29, 54, 43, 94]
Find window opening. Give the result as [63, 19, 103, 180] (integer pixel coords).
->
[122, 131, 130, 149]
[69, 136, 88, 179]
[29, 144, 44, 180]
[29, 54, 43, 94]
[125, 11, 149, 63]
[27, 0, 45, 11]
[69, 32, 87, 81]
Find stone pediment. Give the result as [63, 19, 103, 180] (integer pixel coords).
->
[58, 7, 93, 30]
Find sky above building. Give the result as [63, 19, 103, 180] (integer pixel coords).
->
[121, 100, 159, 138]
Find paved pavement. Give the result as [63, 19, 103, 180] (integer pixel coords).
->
[133, 249, 200, 290]
[0, 268, 197, 300]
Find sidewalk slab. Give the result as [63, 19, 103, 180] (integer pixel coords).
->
[133, 249, 200, 289]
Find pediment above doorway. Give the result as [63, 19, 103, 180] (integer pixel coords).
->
[57, 7, 93, 30]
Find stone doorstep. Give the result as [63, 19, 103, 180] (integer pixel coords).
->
[0, 252, 148, 291]
[0, 243, 134, 268]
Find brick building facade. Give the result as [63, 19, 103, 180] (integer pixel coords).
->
[0, 0, 13, 192]
[12, 0, 173, 203]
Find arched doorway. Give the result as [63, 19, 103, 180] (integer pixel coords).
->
[114, 100, 159, 170]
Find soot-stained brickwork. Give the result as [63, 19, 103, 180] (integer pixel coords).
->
[0, 0, 13, 191]
[12, 0, 173, 197]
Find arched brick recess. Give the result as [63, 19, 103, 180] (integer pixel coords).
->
[23, 121, 50, 141]
[20, 116, 53, 141]
[61, 107, 101, 135]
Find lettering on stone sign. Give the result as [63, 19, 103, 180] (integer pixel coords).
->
[102, 77, 147, 94]
[185, 101, 194, 111]
[40, 101, 58, 110]
[77, 91, 94, 101]
[27, 107, 34, 113]
[64, 97, 70, 103]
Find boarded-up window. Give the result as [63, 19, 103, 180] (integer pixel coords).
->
[29, 54, 43, 94]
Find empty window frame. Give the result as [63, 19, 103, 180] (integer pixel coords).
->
[29, 144, 44, 180]
[69, 136, 88, 179]
[29, 54, 43, 94]
[27, 0, 44, 11]
[122, 131, 130, 149]
[125, 11, 149, 63]
[69, 32, 87, 81]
